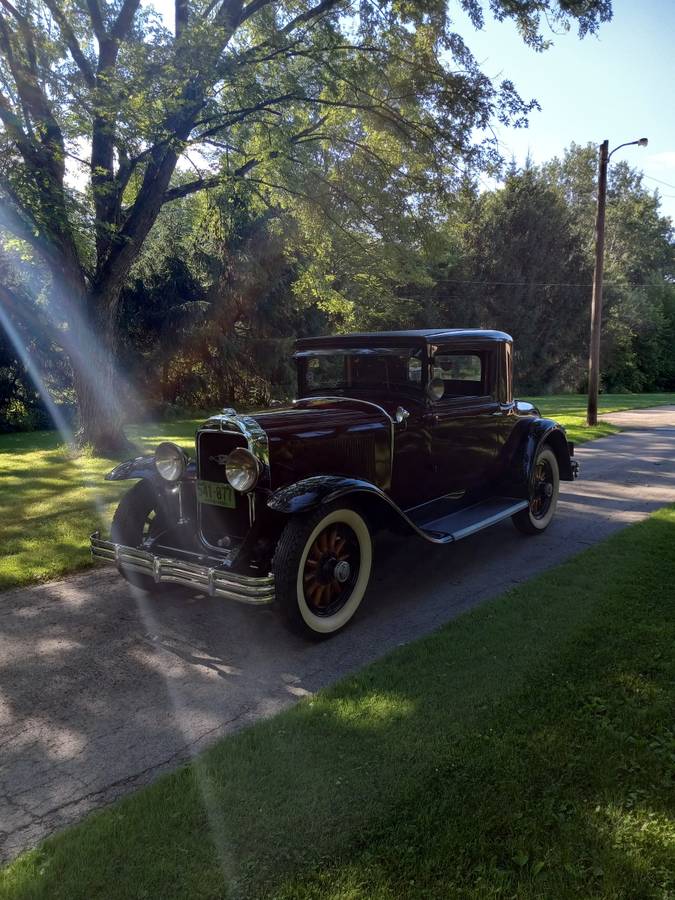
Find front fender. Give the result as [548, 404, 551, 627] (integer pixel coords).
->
[105, 455, 157, 481]
[105, 456, 198, 483]
[267, 476, 463, 545]
[267, 475, 386, 514]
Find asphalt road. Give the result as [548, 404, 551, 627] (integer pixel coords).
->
[2, 406, 675, 864]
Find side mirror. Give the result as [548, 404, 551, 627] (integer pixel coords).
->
[426, 377, 445, 402]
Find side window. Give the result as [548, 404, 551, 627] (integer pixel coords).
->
[501, 343, 513, 404]
[431, 351, 488, 400]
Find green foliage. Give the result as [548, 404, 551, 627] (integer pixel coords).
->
[0, 0, 615, 447]
[441, 166, 593, 392]
[543, 144, 675, 392]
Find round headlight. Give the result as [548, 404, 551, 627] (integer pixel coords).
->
[154, 442, 188, 482]
[225, 447, 260, 493]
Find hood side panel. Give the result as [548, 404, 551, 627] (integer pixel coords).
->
[253, 404, 392, 492]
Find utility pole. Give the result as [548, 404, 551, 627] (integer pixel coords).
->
[587, 140, 608, 427]
[586, 137, 648, 427]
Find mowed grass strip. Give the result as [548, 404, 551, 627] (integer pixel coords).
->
[1, 392, 674, 591]
[525, 392, 675, 444]
[2, 506, 674, 900]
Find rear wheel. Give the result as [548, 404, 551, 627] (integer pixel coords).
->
[273, 503, 373, 638]
[111, 480, 167, 591]
[512, 446, 560, 535]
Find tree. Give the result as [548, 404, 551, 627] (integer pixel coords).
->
[443, 166, 592, 392]
[0, 0, 611, 449]
[544, 144, 674, 391]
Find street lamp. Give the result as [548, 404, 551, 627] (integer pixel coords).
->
[586, 136, 648, 426]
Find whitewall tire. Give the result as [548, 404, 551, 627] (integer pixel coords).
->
[273, 503, 373, 638]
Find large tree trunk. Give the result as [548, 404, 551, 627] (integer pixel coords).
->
[69, 281, 133, 456]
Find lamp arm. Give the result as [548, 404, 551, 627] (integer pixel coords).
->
[608, 139, 643, 160]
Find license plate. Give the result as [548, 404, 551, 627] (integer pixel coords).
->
[197, 480, 236, 508]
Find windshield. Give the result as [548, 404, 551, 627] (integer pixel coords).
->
[298, 347, 423, 394]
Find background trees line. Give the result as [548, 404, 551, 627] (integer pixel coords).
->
[0, 0, 671, 441]
[2, 140, 673, 434]
[0, 0, 619, 448]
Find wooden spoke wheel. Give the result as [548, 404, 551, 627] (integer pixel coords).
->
[531, 457, 555, 520]
[512, 445, 560, 535]
[302, 523, 360, 617]
[273, 504, 373, 638]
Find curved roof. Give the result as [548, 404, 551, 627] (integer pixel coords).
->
[296, 328, 512, 351]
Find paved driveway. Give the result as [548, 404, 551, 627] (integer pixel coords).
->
[1, 406, 675, 863]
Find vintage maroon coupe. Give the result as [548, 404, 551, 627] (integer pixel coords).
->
[92, 329, 578, 636]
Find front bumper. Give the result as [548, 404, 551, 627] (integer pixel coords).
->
[90, 532, 275, 605]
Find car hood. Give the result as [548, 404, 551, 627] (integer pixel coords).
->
[249, 397, 394, 437]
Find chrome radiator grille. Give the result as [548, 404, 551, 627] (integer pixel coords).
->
[197, 429, 251, 543]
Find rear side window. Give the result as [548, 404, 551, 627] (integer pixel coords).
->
[431, 352, 487, 399]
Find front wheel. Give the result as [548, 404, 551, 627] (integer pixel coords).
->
[273, 503, 373, 638]
[512, 446, 560, 535]
[111, 480, 167, 592]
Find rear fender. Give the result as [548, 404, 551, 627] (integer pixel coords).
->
[502, 418, 574, 498]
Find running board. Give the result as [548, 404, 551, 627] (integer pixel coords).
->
[417, 497, 528, 543]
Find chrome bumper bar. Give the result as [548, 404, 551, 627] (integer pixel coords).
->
[90, 532, 275, 605]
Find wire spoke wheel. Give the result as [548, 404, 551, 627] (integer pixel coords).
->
[302, 523, 360, 617]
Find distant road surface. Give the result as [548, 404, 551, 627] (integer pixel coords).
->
[1, 405, 674, 863]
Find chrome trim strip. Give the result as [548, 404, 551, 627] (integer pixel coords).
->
[90, 532, 275, 605]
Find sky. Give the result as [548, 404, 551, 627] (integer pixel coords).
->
[450, 0, 675, 220]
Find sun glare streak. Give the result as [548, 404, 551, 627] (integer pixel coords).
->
[128, 583, 242, 893]
[0, 301, 115, 521]
[0, 201, 149, 450]
[2, 277, 240, 889]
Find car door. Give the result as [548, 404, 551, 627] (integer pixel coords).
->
[427, 345, 501, 497]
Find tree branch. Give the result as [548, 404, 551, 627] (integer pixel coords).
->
[85, 0, 105, 41]
[239, 0, 273, 24]
[278, 0, 340, 36]
[42, 0, 96, 87]
[162, 173, 224, 203]
[0, 88, 39, 165]
[162, 114, 330, 202]
[0, 12, 66, 177]
[111, 0, 141, 41]
[0, 0, 37, 72]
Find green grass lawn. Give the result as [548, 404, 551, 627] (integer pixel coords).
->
[2, 504, 673, 899]
[0, 419, 202, 591]
[525, 392, 675, 444]
[1, 392, 674, 593]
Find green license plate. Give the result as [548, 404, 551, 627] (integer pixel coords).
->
[197, 480, 236, 508]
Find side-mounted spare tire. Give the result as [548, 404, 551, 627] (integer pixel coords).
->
[273, 502, 373, 638]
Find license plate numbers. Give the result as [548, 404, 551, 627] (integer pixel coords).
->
[197, 480, 236, 508]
